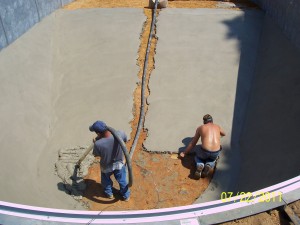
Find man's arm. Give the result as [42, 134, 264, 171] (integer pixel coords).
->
[220, 126, 226, 137]
[180, 127, 201, 157]
[92, 140, 100, 157]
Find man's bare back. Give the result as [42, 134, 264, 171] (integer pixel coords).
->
[198, 123, 225, 151]
[180, 114, 225, 178]
[180, 115, 225, 157]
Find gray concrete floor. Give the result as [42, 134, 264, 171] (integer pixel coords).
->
[0, 8, 144, 209]
[0, 7, 300, 210]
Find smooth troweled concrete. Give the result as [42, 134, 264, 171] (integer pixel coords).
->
[0, 8, 144, 209]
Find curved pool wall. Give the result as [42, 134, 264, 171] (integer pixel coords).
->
[0, 176, 300, 224]
[251, 0, 300, 50]
[197, 0, 300, 202]
[0, 0, 73, 50]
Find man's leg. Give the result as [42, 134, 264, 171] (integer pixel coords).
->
[114, 166, 130, 201]
[101, 172, 114, 198]
[205, 158, 217, 168]
[203, 152, 220, 177]
[194, 156, 205, 179]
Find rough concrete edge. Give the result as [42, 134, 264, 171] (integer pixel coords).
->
[54, 146, 95, 209]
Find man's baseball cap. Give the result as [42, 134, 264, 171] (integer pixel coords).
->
[89, 121, 107, 133]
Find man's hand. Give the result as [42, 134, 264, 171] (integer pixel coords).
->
[93, 136, 101, 143]
[180, 152, 185, 158]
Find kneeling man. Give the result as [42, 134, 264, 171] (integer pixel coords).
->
[180, 114, 225, 178]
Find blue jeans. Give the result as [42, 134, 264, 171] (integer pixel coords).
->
[194, 146, 221, 168]
[101, 165, 130, 199]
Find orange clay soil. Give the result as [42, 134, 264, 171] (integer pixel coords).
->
[62, 1, 296, 225]
[63, 0, 218, 9]
[64, 0, 257, 10]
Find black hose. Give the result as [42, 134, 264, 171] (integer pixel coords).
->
[129, 0, 159, 158]
[107, 126, 133, 187]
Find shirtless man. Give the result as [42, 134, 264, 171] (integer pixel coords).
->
[180, 114, 225, 178]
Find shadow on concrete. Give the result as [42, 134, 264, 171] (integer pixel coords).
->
[57, 182, 72, 195]
[82, 179, 121, 204]
[222, 9, 265, 194]
[57, 179, 122, 204]
[197, 9, 265, 201]
[201, 7, 300, 202]
[236, 14, 300, 192]
[178, 137, 193, 153]
[178, 137, 198, 180]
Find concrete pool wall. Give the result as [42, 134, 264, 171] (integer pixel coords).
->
[0, 0, 73, 50]
[252, 0, 300, 49]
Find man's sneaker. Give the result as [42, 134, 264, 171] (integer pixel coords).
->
[105, 194, 114, 199]
[123, 196, 130, 202]
[195, 164, 204, 179]
[202, 164, 212, 177]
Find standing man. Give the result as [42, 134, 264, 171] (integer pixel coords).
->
[180, 114, 225, 179]
[89, 120, 130, 201]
